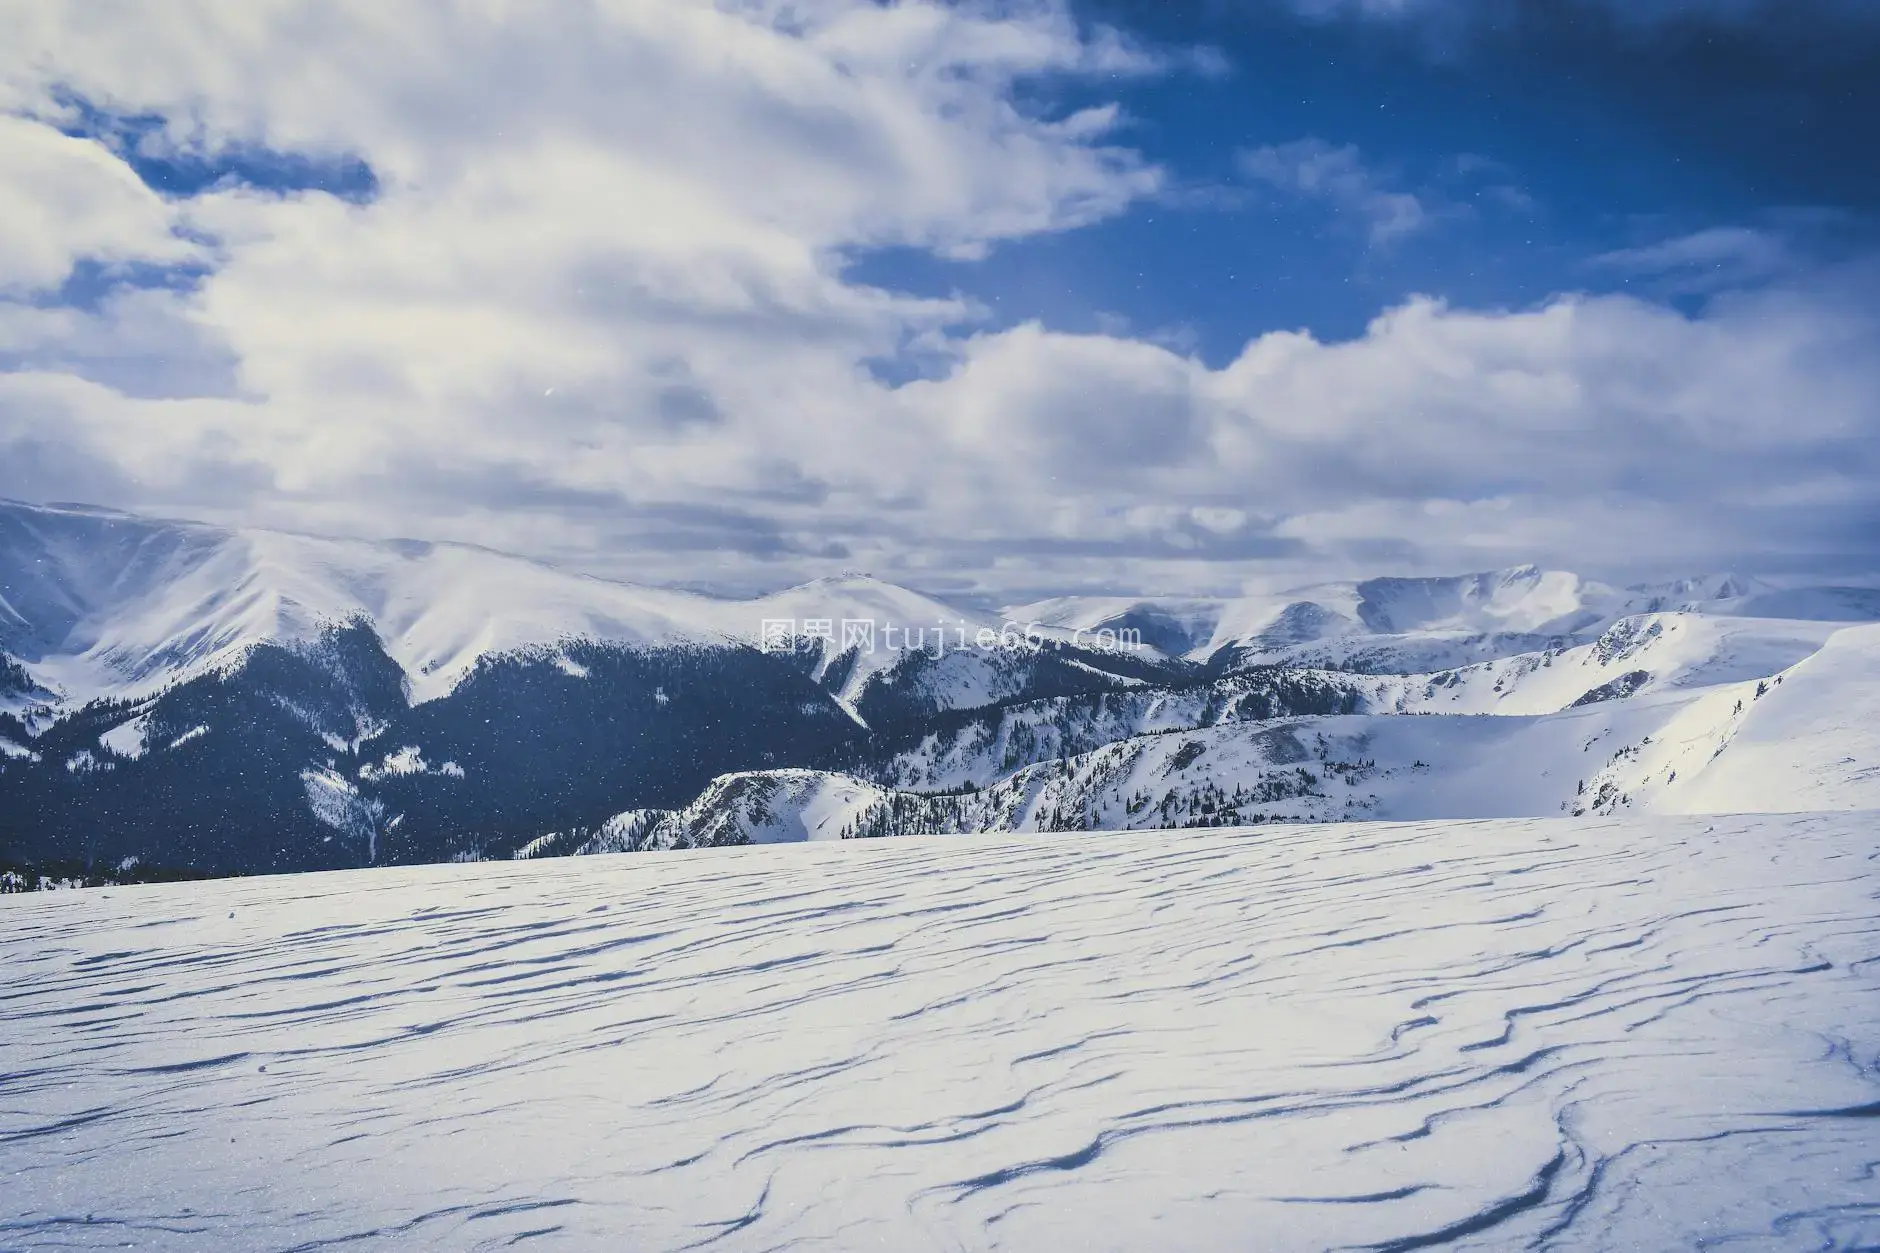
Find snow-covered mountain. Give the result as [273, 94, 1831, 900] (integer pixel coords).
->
[5, 495, 1879, 880]
[556, 617, 1880, 850]
[0, 499, 1167, 875]
[0, 499, 1156, 721]
[0, 500, 738, 704]
[1007, 565, 1880, 674]
[0, 500, 1012, 708]
[1009, 566, 1620, 665]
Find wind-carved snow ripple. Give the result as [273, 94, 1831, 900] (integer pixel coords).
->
[3, 814, 1879, 1250]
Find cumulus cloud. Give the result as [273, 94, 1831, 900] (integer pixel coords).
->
[0, 116, 203, 291]
[0, 0, 1875, 598]
[894, 264, 1880, 594]
[0, 1, 1161, 565]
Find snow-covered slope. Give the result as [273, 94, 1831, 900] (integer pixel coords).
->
[573, 769, 893, 852]
[0, 650, 51, 719]
[1008, 566, 1880, 673]
[1630, 574, 1880, 623]
[1008, 566, 1625, 665]
[1368, 612, 1845, 716]
[0, 500, 1139, 718]
[0, 499, 736, 705]
[735, 575, 1075, 720]
[1625, 621, 1880, 814]
[743, 575, 990, 669]
[6, 813, 1878, 1250]
[1390, 621, 1880, 821]
[612, 618, 1880, 844]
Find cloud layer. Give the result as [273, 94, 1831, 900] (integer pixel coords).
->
[1, 0, 1876, 598]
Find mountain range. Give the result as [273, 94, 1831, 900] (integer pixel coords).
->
[4, 497, 1878, 881]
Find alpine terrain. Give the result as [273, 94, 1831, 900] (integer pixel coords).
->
[5, 498, 1878, 880]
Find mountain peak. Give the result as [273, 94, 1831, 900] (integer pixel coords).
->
[798, 572, 887, 590]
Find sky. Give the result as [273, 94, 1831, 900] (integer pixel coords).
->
[1, 0, 1877, 602]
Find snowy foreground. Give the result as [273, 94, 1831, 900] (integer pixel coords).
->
[6, 816, 1880, 1251]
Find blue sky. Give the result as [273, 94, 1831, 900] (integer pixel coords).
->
[859, 0, 1880, 360]
[1, 0, 1876, 599]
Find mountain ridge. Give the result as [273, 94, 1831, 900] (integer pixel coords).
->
[5, 496, 1879, 880]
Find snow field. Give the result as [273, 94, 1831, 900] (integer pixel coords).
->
[4, 812, 1878, 1250]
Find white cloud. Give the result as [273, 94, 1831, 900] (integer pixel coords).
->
[1238, 140, 1429, 245]
[0, 1, 1875, 598]
[0, 0, 1163, 573]
[0, 116, 201, 291]
[1593, 228, 1791, 292]
[884, 275, 1880, 590]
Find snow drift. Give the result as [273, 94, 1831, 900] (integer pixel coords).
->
[4, 812, 1877, 1250]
